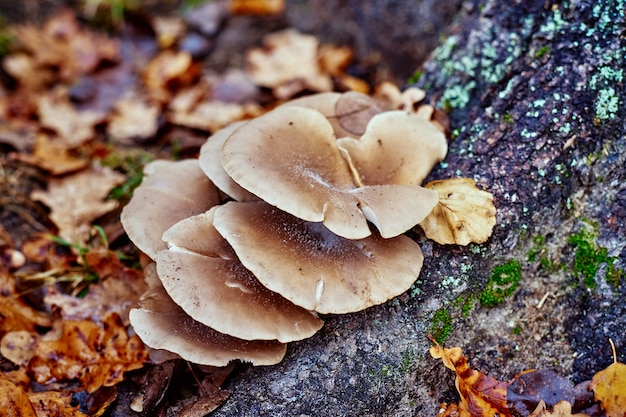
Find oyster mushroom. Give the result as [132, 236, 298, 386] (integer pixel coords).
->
[129, 263, 287, 366]
[156, 207, 324, 342]
[120, 159, 220, 260]
[212, 201, 424, 314]
[220, 105, 439, 239]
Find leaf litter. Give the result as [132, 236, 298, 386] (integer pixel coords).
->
[0, 2, 623, 416]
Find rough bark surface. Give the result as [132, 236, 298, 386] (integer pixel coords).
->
[212, 0, 626, 416]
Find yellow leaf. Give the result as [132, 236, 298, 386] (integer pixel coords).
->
[0, 378, 38, 417]
[590, 361, 626, 417]
[420, 178, 497, 245]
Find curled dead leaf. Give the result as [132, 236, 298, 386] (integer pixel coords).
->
[528, 400, 590, 417]
[430, 341, 512, 417]
[590, 361, 626, 417]
[419, 178, 497, 245]
[30, 165, 126, 244]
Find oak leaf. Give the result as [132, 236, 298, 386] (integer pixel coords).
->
[419, 178, 497, 245]
[30, 165, 126, 244]
[13, 134, 88, 175]
[430, 342, 512, 417]
[27, 312, 148, 393]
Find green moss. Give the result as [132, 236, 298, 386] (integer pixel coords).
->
[527, 235, 546, 262]
[430, 308, 453, 344]
[568, 228, 623, 288]
[399, 349, 416, 374]
[479, 260, 522, 307]
[407, 70, 423, 85]
[535, 45, 550, 58]
[512, 326, 522, 335]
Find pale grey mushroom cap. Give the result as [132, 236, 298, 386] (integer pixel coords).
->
[129, 263, 287, 366]
[220, 105, 439, 239]
[120, 159, 220, 260]
[198, 121, 258, 201]
[157, 207, 324, 342]
[212, 201, 424, 314]
[336, 110, 448, 186]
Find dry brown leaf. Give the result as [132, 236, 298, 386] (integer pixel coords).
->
[13, 134, 88, 175]
[44, 249, 146, 326]
[419, 178, 497, 245]
[246, 29, 333, 99]
[28, 312, 148, 393]
[37, 94, 107, 148]
[529, 400, 590, 417]
[144, 50, 200, 103]
[168, 100, 262, 133]
[10, 10, 119, 84]
[1, 330, 38, 366]
[30, 165, 126, 244]
[590, 361, 626, 417]
[0, 377, 38, 417]
[430, 342, 512, 417]
[2, 53, 56, 92]
[152, 16, 186, 49]
[28, 391, 89, 417]
[229, 0, 285, 15]
[0, 269, 52, 338]
[107, 97, 160, 144]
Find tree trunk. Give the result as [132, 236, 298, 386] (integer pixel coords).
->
[214, 0, 626, 415]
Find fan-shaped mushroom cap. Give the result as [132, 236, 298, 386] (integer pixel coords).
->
[336, 111, 448, 186]
[212, 201, 424, 314]
[120, 160, 220, 260]
[198, 121, 258, 201]
[157, 208, 324, 342]
[220, 106, 439, 239]
[280, 92, 355, 138]
[129, 263, 286, 366]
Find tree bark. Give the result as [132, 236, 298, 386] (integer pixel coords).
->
[214, 0, 626, 415]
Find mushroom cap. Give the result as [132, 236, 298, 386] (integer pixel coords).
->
[198, 121, 258, 201]
[129, 263, 287, 366]
[280, 92, 356, 138]
[220, 105, 439, 239]
[212, 201, 424, 314]
[157, 207, 324, 342]
[120, 159, 220, 260]
[336, 110, 448, 186]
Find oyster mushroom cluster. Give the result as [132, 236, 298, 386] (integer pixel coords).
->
[122, 87, 497, 366]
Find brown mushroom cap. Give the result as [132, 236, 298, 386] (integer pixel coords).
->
[129, 263, 287, 366]
[198, 121, 258, 201]
[220, 105, 439, 239]
[336, 110, 448, 186]
[212, 201, 424, 314]
[157, 208, 324, 342]
[280, 92, 356, 138]
[120, 159, 220, 260]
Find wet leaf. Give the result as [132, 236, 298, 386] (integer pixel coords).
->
[507, 370, 577, 417]
[28, 312, 148, 393]
[590, 361, 626, 417]
[419, 178, 497, 245]
[30, 165, 126, 244]
[430, 342, 512, 417]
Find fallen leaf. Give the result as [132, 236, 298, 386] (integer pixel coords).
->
[0, 269, 52, 338]
[419, 178, 497, 245]
[430, 341, 512, 417]
[144, 50, 200, 103]
[529, 400, 590, 417]
[168, 100, 262, 133]
[229, 0, 285, 15]
[30, 165, 126, 244]
[1, 330, 38, 366]
[590, 361, 626, 417]
[37, 93, 107, 148]
[13, 134, 89, 175]
[507, 370, 578, 416]
[246, 29, 333, 99]
[28, 312, 148, 393]
[0, 377, 38, 417]
[107, 97, 160, 144]
[28, 391, 89, 417]
[152, 16, 187, 49]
